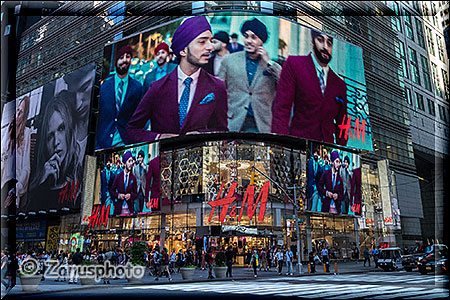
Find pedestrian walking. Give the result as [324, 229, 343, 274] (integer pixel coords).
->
[201, 249, 207, 270]
[250, 250, 259, 278]
[321, 246, 330, 272]
[275, 248, 284, 275]
[69, 248, 83, 284]
[56, 252, 68, 282]
[153, 247, 162, 281]
[169, 248, 177, 273]
[6, 252, 18, 290]
[363, 248, 371, 267]
[260, 248, 267, 271]
[206, 248, 214, 279]
[285, 246, 294, 275]
[161, 248, 172, 281]
[225, 246, 233, 278]
[1, 250, 8, 289]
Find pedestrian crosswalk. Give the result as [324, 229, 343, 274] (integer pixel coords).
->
[123, 277, 449, 299]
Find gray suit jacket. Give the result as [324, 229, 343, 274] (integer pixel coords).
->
[133, 163, 148, 194]
[218, 51, 281, 133]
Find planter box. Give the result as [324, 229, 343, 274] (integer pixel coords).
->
[80, 276, 96, 285]
[180, 267, 195, 280]
[19, 275, 41, 292]
[213, 266, 227, 279]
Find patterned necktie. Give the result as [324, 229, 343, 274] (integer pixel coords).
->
[116, 80, 124, 113]
[332, 173, 336, 190]
[318, 69, 325, 95]
[179, 77, 193, 128]
[125, 173, 128, 191]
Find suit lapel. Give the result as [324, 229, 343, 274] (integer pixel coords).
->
[166, 69, 180, 130]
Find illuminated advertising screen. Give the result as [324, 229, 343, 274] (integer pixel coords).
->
[306, 142, 361, 215]
[96, 142, 160, 217]
[95, 13, 371, 151]
[17, 63, 96, 214]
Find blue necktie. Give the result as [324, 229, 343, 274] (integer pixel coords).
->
[125, 173, 128, 191]
[318, 69, 325, 95]
[179, 77, 193, 128]
[332, 173, 336, 190]
[116, 80, 124, 113]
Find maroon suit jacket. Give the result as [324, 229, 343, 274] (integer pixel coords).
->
[350, 167, 361, 205]
[145, 157, 160, 202]
[110, 170, 137, 215]
[317, 168, 344, 213]
[271, 54, 348, 146]
[126, 67, 228, 142]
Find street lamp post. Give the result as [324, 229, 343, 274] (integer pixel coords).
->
[251, 165, 303, 274]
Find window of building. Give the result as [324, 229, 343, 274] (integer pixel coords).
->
[442, 69, 449, 100]
[420, 55, 432, 91]
[408, 47, 421, 85]
[438, 105, 448, 122]
[415, 19, 426, 48]
[436, 34, 446, 62]
[395, 40, 408, 78]
[431, 62, 442, 98]
[427, 98, 436, 116]
[425, 26, 436, 56]
[405, 87, 412, 105]
[404, 10, 414, 40]
[415, 92, 425, 111]
[389, 2, 402, 32]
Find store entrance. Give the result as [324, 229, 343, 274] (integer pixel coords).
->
[205, 236, 275, 266]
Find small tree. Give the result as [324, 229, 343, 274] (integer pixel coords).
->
[214, 251, 226, 267]
[126, 241, 148, 266]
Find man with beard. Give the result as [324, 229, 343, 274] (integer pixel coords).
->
[133, 150, 148, 213]
[126, 16, 228, 142]
[96, 45, 144, 149]
[204, 31, 230, 76]
[100, 159, 116, 215]
[271, 30, 348, 146]
[143, 42, 177, 92]
[218, 18, 281, 133]
[339, 155, 352, 214]
[110, 151, 137, 216]
[307, 147, 323, 212]
[317, 150, 344, 214]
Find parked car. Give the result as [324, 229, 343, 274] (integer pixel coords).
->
[377, 247, 403, 271]
[417, 244, 448, 275]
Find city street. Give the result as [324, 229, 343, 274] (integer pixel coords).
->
[3, 265, 448, 300]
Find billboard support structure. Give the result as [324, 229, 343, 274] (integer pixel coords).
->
[251, 165, 303, 274]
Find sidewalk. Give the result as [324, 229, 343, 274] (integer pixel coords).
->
[4, 260, 380, 298]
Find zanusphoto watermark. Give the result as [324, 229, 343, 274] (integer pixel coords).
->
[20, 258, 145, 282]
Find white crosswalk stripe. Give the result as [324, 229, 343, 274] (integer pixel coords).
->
[123, 276, 447, 299]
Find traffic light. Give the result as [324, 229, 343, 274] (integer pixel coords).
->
[297, 198, 304, 212]
[249, 166, 257, 185]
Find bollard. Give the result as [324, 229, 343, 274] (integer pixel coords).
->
[334, 262, 338, 274]
[307, 263, 311, 274]
[323, 263, 326, 273]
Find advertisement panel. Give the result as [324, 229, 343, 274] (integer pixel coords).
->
[96, 142, 160, 217]
[1, 100, 17, 211]
[95, 13, 371, 151]
[306, 142, 361, 215]
[17, 63, 96, 214]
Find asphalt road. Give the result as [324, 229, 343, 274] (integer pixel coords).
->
[4, 272, 448, 300]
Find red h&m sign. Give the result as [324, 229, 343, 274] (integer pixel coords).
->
[83, 205, 110, 228]
[338, 115, 367, 144]
[207, 181, 270, 224]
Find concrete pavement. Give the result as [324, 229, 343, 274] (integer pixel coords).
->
[3, 260, 381, 298]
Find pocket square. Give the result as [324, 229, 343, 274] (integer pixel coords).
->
[335, 97, 344, 104]
[200, 93, 215, 104]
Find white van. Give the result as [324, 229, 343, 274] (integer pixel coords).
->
[378, 247, 403, 271]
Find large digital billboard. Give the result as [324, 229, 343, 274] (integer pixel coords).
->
[95, 13, 371, 151]
[12, 63, 96, 214]
[306, 142, 362, 216]
[95, 142, 160, 217]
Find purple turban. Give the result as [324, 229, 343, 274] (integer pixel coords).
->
[171, 16, 211, 56]
[122, 151, 133, 164]
[330, 150, 340, 163]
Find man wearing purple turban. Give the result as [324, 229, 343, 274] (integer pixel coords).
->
[126, 16, 228, 142]
[317, 150, 344, 214]
[110, 151, 138, 215]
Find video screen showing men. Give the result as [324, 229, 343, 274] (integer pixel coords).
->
[272, 29, 348, 146]
[143, 42, 177, 92]
[96, 45, 144, 149]
[218, 18, 281, 133]
[98, 143, 160, 216]
[306, 144, 361, 215]
[126, 16, 228, 143]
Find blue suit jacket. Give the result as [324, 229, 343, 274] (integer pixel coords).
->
[143, 63, 177, 92]
[307, 158, 323, 199]
[96, 75, 144, 149]
[100, 169, 116, 205]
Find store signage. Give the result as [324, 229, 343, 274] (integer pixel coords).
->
[84, 204, 110, 228]
[207, 181, 270, 224]
[221, 225, 258, 235]
[338, 115, 367, 144]
[58, 180, 80, 204]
